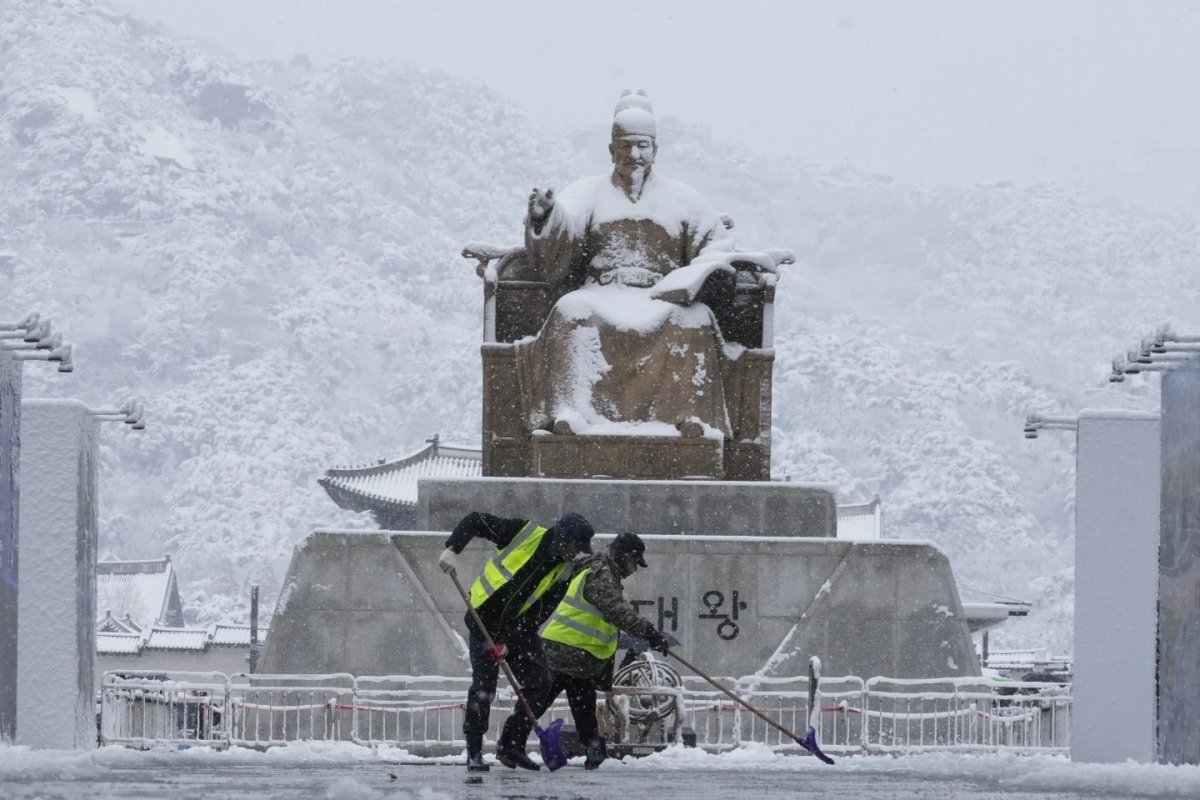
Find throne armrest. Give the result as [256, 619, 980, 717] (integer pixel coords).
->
[699, 254, 780, 349]
[463, 242, 522, 278]
[728, 248, 795, 275]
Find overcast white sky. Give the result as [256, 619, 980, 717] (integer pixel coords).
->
[114, 0, 1200, 214]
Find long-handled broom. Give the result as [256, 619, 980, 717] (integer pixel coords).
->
[666, 650, 835, 764]
[447, 570, 568, 771]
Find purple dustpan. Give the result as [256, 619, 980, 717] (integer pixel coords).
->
[796, 725, 835, 765]
[536, 718, 568, 771]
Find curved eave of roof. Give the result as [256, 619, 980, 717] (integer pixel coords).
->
[325, 441, 480, 477]
[319, 476, 388, 512]
[320, 442, 482, 508]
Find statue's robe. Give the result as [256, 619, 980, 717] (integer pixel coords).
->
[515, 171, 739, 437]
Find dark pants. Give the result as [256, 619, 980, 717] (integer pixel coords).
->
[463, 620, 551, 753]
[497, 671, 601, 754]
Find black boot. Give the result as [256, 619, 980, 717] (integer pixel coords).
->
[466, 733, 489, 772]
[497, 748, 542, 771]
[584, 736, 607, 770]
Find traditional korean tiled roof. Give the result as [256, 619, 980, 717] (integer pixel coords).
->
[97, 632, 144, 655]
[210, 623, 264, 647]
[319, 437, 482, 513]
[96, 623, 267, 657]
[142, 626, 211, 651]
[96, 556, 184, 629]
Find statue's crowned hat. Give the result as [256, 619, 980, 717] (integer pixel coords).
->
[612, 89, 656, 138]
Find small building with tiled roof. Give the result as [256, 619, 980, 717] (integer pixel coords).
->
[94, 555, 265, 681]
[96, 556, 184, 630]
[319, 435, 482, 529]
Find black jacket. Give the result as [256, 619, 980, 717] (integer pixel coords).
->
[446, 511, 571, 639]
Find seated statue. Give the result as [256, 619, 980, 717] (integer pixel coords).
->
[512, 90, 780, 440]
[466, 90, 790, 480]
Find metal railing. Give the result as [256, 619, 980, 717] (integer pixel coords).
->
[99, 670, 1070, 756]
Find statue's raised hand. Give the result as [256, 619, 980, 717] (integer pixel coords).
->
[527, 187, 556, 231]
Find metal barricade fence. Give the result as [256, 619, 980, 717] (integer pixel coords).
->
[98, 670, 1071, 756]
[100, 671, 229, 749]
[861, 677, 1071, 754]
[228, 673, 355, 747]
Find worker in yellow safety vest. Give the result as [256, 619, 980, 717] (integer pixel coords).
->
[495, 532, 671, 770]
[437, 511, 594, 772]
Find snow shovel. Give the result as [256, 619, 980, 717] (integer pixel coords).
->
[447, 570, 568, 771]
[666, 650, 835, 765]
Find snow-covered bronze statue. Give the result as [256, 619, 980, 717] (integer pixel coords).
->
[465, 90, 791, 481]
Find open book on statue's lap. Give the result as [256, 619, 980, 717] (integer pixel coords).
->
[648, 259, 735, 305]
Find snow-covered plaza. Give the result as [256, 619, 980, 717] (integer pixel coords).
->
[3, 743, 1200, 799]
[9, 0, 1200, 789]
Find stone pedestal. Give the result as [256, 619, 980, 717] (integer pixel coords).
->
[1072, 411, 1159, 764]
[260, 530, 979, 681]
[1158, 366, 1200, 765]
[0, 355, 20, 743]
[531, 433, 723, 480]
[16, 399, 97, 750]
[417, 477, 838, 537]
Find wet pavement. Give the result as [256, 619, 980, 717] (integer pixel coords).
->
[0, 760, 1162, 800]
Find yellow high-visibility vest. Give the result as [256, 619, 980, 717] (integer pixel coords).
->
[541, 567, 618, 660]
[468, 522, 567, 615]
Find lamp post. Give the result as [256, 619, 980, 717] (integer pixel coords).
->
[1, 312, 73, 743]
[16, 398, 144, 749]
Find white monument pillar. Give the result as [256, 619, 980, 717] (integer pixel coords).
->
[1073, 410, 1160, 763]
[16, 399, 99, 749]
[1, 312, 73, 744]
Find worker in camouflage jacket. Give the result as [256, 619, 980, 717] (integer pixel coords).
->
[495, 532, 670, 770]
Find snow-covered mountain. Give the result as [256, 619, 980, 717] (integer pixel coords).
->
[6, 0, 1196, 652]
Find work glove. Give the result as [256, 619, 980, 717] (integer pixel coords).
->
[488, 643, 509, 663]
[437, 547, 459, 574]
[645, 628, 671, 656]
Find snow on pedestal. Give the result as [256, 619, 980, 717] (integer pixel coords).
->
[1073, 411, 1159, 764]
[15, 399, 97, 750]
[0, 354, 20, 743]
